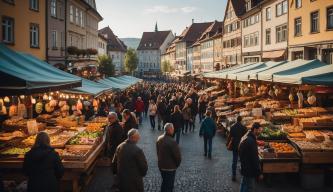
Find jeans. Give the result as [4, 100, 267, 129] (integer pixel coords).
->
[174, 129, 181, 144]
[136, 112, 142, 124]
[204, 136, 213, 156]
[149, 115, 155, 129]
[157, 115, 163, 130]
[183, 120, 190, 133]
[240, 176, 255, 192]
[160, 170, 176, 192]
[232, 149, 238, 177]
[199, 112, 205, 122]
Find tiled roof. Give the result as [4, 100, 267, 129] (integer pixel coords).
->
[137, 31, 172, 50]
[175, 22, 213, 46]
[98, 26, 127, 52]
[198, 21, 223, 42]
[230, 0, 246, 17]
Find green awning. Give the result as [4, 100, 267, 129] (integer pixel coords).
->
[302, 72, 333, 86]
[64, 79, 113, 97]
[98, 78, 127, 90]
[202, 62, 257, 79]
[272, 61, 333, 85]
[256, 59, 321, 81]
[234, 61, 286, 81]
[0, 43, 81, 96]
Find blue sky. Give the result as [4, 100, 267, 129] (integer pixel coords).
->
[97, 0, 227, 38]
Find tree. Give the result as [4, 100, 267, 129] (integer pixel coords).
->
[161, 60, 170, 73]
[98, 55, 115, 77]
[161, 60, 174, 73]
[124, 48, 138, 74]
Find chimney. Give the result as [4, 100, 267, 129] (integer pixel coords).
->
[174, 33, 177, 37]
[192, 19, 194, 24]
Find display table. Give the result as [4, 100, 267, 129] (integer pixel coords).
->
[0, 137, 105, 192]
[259, 156, 300, 173]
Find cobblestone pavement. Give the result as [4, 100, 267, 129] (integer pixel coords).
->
[86, 116, 333, 192]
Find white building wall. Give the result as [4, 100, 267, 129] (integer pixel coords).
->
[200, 40, 214, 72]
[262, 0, 288, 52]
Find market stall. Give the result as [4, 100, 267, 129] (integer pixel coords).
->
[202, 59, 333, 185]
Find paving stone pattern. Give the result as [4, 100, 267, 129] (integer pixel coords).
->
[85, 116, 333, 192]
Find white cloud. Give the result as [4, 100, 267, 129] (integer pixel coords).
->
[144, 5, 197, 14]
[180, 6, 197, 13]
[144, 6, 178, 14]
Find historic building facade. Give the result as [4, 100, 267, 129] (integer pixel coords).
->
[137, 30, 174, 76]
[0, 0, 46, 59]
[288, 0, 333, 64]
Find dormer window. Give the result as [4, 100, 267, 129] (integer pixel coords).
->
[245, 0, 251, 11]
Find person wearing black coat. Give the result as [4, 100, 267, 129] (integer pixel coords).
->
[23, 132, 64, 192]
[170, 105, 183, 144]
[227, 116, 247, 181]
[157, 99, 167, 130]
[122, 109, 138, 137]
[107, 112, 125, 158]
[239, 123, 263, 192]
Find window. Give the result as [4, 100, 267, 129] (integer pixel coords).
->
[245, 0, 251, 11]
[29, 0, 39, 11]
[244, 36, 249, 47]
[265, 29, 271, 45]
[311, 11, 319, 33]
[70, 5, 74, 22]
[60, 32, 64, 48]
[266, 7, 271, 21]
[295, 17, 302, 36]
[295, 0, 302, 9]
[276, 24, 287, 42]
[51, 31, 57, 49]
[328, 7, 333, 29]
[3, 0, 14, 5]
[2, 16, 14, 43]
[30, 23, 39, 48]
[51, 0, 57, 17]
[276, 0, 287, 17]
[80, 11, 84, 27]
[75, 8, 79, 25]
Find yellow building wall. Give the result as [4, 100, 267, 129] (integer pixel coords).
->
[289, 0, 333, 46]
[0, 1, 46, 59]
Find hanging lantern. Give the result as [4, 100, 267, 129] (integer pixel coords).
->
[307, 95, 317, 105]
[31, 98, 36, 104]
[43, 94, 48, 100]
[48, 96, 52, 101]
[19, 95, 25, 99]
[289, 93, 294, 102]
[4, 96, 10, 103]
[297, 91, 304, 108]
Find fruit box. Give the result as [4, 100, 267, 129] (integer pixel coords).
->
[276, 151, 298, 158]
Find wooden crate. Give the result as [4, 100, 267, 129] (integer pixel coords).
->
[302, 151, 333, 164]
[262, 162, 299, 173]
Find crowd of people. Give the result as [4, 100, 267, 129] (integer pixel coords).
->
[20, 80, 264, 192]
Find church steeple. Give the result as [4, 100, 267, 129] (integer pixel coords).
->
[155, 22, 158, 32]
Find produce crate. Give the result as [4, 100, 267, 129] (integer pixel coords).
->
[276, 151, 299, 158]
[61, 145, 93, 161]
[262, 162, 299, 173]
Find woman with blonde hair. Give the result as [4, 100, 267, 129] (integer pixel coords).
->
[23, 132, 64, 192]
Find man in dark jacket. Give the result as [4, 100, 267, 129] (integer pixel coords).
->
[228, 116, 247, 181]
[122, 109, 138, 137]
[23, 132, 64, 192]
[112, 129, 148, 192]
[199, 110, 217, 159]
[156, 123, 182, 192]
[107, 112, 125, 159]
[170, 105, 183, 144]
[239, 122, 263, 192]
[157, 98, 167, 130]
